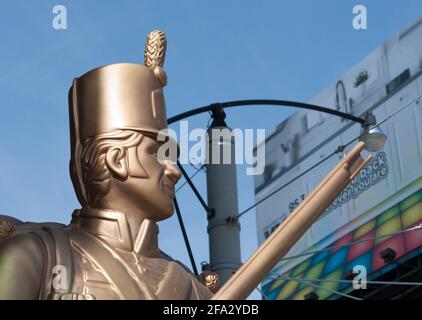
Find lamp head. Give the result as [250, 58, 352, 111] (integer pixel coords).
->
[359, 112, 387, 152]
[359, 124, 387, 152]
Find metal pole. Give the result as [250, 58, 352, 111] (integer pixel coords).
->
[173, 197, 199, 276]
[206, 105, 241, 284]
[177, 161, 210, 214]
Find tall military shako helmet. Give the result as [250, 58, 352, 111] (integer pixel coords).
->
[68, 30, 169, 206]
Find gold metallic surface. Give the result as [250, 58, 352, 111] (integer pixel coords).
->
[0, 28, 372, 300]
[144, 30, 167, 69]
[199, 270, 221, 294]
[0, 220, 15, 241]
[0, 30, 212, 300]
[154, 66, 168, 86]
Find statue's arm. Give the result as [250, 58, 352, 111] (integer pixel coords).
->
[0, 234, 45, 299]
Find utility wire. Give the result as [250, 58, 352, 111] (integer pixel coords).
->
[255, 225, 422, 299]
[276, 224, 422, 263]
[254, 286, 270, 300]
[177, 160, 210, 213]
[190, 162, 206, 172]
[264, 270, 422, 300]
[270, 276, 422, 287]
[268, 272, 363, 300]
[237, 150, 339, 218]
[176, 164, 205, 193]
[174, 197, 198, 275]
[236, 94, 422, 219]
[371, 95, 421, 128]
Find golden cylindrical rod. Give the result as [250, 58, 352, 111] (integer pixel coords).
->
[212, 142, 371, 300]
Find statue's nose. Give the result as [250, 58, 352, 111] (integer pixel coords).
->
[164, 161, 181, 184]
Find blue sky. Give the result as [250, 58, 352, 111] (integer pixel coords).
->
[0, 0, 421, 299]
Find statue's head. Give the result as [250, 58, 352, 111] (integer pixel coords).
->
[68, 30, 180, 221]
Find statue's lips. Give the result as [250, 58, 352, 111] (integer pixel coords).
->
[162, 183, 175, 197]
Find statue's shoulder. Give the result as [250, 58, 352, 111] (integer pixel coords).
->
[0, 214, 67, 242]
[0, 217, 47, 273]
[0, 216, 57, 299]
[0, 216, 45, 255]
[0, 215, 73, 299]
[0, 214, 70, 266]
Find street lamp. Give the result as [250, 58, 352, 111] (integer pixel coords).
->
[168, 100, 385, 286]
[359, 112, 387, 152]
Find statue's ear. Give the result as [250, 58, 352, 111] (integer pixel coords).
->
[127, 146, 148, 178]
[105, 146, 129, 181]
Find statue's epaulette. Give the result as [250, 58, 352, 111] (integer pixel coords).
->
[0, 215, 22, 241]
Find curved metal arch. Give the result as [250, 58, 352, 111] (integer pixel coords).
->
[167, 99, 366, 125]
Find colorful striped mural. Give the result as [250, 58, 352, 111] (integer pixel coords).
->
[262, 188, 422, 300]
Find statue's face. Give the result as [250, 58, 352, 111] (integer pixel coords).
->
[123, 135, 181, 221]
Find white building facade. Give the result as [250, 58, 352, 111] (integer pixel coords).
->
[255, 17, 422, 300]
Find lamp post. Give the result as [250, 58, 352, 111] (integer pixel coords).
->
[205, 105, 242, 284]
[168, 99, 386, 286]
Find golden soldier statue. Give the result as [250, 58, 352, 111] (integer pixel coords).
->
[0, 29, 374, 301]
[0, 30, 214, 300]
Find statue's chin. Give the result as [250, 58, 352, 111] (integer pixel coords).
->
[146, 206, 174, 222]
